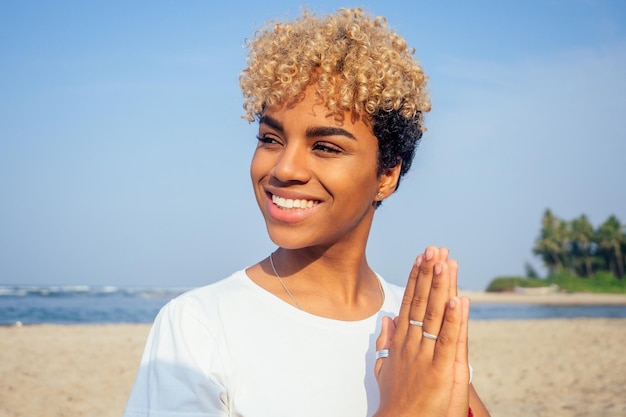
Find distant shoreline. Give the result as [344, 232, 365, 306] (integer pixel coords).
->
[460, 290, 626, 305]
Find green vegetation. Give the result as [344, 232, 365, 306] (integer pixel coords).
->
[487, 271, 626, 294]
[547, 270, 626, 293]
[486, 276, 548, 292]
[486, 210, 626, 293]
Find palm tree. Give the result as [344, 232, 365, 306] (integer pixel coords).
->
[534, 209, 568, 273]
[595, 215, 626, 278]
[570, 214, 595, 277]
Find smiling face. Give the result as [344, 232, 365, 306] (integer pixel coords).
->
[250, 87, 401, 251]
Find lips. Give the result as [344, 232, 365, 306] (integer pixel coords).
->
[272, 194, 319, 209]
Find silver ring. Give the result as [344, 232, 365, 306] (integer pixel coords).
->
[376, 349, 390, 359]
[409, 320, 424, 327]
[422, 331, 438, 340]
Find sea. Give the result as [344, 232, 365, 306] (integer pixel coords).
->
[1, 284, 626, 325]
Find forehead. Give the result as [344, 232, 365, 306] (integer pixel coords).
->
[260, 86, 375, 139]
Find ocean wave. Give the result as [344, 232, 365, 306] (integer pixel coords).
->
[0, 285, 189, 298]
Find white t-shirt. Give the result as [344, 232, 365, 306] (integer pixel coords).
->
[124, 269, 405, 417]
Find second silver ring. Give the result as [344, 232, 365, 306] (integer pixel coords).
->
[422, 330, 438, 340]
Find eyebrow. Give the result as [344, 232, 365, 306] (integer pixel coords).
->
[260, 115, 356, 140]
[259, 115, 283, 132]
[306, 126, 356, 140]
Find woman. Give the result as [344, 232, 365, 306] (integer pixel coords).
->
[124, 8, 489, 417]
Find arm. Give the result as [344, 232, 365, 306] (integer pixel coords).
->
[470, 384, 491, 417]
[124, 299, 230, 417]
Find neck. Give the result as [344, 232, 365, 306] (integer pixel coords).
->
[274, 204, 376, 295]
[268, 245, 382, 318]
[248, 208, 384, 319]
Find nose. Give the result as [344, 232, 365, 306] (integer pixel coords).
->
[271, 142, 311, 184]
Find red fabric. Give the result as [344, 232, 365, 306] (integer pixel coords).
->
[468, 406, 474, 417]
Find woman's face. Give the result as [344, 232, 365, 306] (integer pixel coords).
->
[250, 87, 397, 251]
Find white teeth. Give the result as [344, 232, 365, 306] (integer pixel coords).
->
[272, 194, 317, 209]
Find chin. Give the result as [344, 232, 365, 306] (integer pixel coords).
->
[265, 225, 327, 251]
[267, 233, 315, 250]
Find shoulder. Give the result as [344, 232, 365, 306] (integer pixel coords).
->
[155, 269, 253, 330]
[176, 269, 251, 304]
[140, 270, 257, 371]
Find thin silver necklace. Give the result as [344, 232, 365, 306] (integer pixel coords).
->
[269, 252, 304, 310]
[268, 252, 385, 312]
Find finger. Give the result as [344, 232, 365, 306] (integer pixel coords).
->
[439, 247, 449, 263]
[395, 254, 423, 341]
[420, 260, 452, 349]
[374, 315, 396, 377]
[406, 247, 441, 342]
[448, 258, 459, 298]
[447, 297, 471, 416]
[439, 247, 455, 299]
[454, 297, 470, 381]
[376, 316, 395, 350]
[431, 296, 462, 369]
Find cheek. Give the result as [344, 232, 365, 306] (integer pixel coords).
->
[349, 154, 380, 186]
[249, 155, 268, 208]
[249, 150, 266, 182]
[331, 161, 379, 201]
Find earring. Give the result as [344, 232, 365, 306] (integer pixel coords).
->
[376, 192, 383, 200]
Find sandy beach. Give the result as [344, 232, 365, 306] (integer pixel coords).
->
[460, 290, 626, 305]
[1, 293, 625, 417]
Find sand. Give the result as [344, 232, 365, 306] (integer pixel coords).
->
[1, 293, 625, 417]
[460, 290, 626, 305]
[0, 324, 148, 417]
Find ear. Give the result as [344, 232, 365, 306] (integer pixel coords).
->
[375, 161, 402, 202]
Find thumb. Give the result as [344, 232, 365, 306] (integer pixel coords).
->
[374, 315, 396, 377]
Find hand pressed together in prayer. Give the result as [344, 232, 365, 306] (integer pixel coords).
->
[374, 246, 477, 417]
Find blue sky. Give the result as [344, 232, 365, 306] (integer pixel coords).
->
[1, 1, 625, 290]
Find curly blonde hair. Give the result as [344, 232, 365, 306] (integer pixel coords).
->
[239, 8, 431, 194]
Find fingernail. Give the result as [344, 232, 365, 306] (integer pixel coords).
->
[415, 254, 423, 267]
[434, 263, 442, 275]
[449, 296, 459, 309]
[425, 247, 434, 260]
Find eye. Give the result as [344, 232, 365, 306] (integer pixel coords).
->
[312, 142, 342, 154]
[256, 135, 282, 147]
